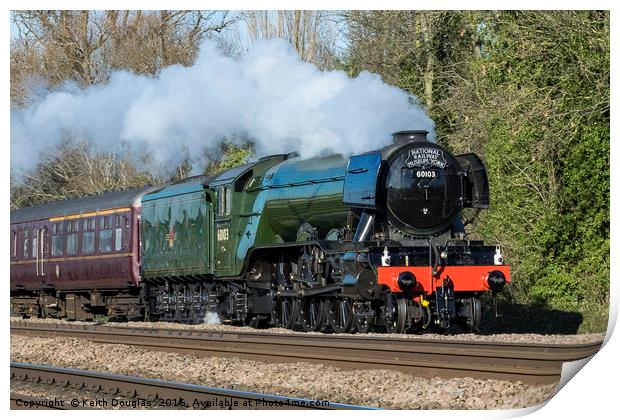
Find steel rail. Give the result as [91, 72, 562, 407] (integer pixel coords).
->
[10, 362, 369, 410]
[11, 321, 603, 385]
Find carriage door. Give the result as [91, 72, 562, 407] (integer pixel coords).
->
[33, 222, 50, 286]
[214, 184, 233, 273]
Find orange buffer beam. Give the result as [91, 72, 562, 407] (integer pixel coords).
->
[377, 265, 511, 293]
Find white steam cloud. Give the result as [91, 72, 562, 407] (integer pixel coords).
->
[203, 312, 221, 325]
[11, 39, 434, 175]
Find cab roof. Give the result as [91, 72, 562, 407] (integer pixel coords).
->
[142, 175, 212, 202]
[206, 153, 295, 188]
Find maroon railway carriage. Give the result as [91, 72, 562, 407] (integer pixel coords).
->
[10, 187, 156, 320]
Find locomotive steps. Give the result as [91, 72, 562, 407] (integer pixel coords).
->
[10, 320, 602, 385]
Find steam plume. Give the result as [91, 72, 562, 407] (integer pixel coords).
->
[203, 312, 221, 325]
[11, 39, 434, 175]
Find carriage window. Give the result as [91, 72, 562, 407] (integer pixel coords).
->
[115, 227, 122, 251]
[99, 230, 112, 252]
[32, 233, 38, 260]
[83, 217, 95, 254]
[99, 216, 113, 253]
[83, 232, 94, 254]
[51, 222, 63, 256]
[66, 221, 78, 256]
[12, 231, 17, 257]
[114, 214, 123, 251]
[99, 216, 113, 229]
[23, 227, 29, 258]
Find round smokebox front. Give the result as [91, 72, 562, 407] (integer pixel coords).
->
[385, 142, 463, 236]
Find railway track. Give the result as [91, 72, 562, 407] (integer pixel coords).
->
[10, 362, 367, 410]
[11, 321, 602, 385]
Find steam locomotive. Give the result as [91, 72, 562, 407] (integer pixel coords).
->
[10, 130, 509, 333]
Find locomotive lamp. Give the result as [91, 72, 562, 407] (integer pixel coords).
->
[494, 245, 504, 265]
[381, 247, 391, 266]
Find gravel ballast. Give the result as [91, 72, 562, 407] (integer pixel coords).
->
[11, 335, 558, 409]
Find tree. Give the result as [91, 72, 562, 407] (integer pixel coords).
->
[440, 12, 609, 316]
[11, 11, 235, 104]
[231, 11, 339, 69]
[10, 141, 158, 210]
[204, 140, 255, 176]
[343, 11, 477, 124]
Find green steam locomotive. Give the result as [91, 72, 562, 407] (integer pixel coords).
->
[140, 130, 509, 332]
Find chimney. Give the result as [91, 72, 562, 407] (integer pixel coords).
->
[392, 130, 428, 143]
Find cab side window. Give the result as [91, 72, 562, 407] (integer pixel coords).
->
[217, 185, 232, 217]
[217, 186, 224, 216]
